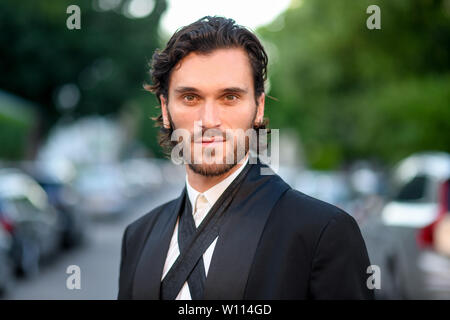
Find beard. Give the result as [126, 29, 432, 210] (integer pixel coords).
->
[167, 107, 257, 178]
[187, 136, 249, 177]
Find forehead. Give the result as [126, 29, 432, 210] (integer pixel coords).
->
[168, 48, 254, 92]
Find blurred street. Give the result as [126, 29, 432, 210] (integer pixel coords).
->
[6, 183, 181, 300]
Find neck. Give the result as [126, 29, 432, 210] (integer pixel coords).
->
[185, 153, 249, 193]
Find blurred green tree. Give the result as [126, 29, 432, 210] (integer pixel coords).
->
[0, 0, 166, 157]
[258, 0, 450, 169]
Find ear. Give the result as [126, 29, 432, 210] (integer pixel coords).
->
[160, 95, 171, 129]
[255, 93, 265, 125]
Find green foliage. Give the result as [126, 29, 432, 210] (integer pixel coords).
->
[0, 111, 33, 160]
[123, 91, 166, 159]
[351, 75, 450, 163]
[0, 91, 37, 160]
[259, 0, 450, 168]
[0, 0, 167, 129]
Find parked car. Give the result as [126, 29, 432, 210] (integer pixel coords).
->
[0, 223, 14, 296]
[0, 168, 63, 277]
[362, 152, 450, 299]
[20, 161, 86, 248]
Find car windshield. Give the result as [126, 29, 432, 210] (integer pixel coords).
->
[395, 175, 428, 201]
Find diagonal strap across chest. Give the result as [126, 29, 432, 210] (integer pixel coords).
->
[160, 162, 253, 300]
[175, 193, 207, 300]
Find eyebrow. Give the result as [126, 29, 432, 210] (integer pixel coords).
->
[174, 86, 200, 94]
[173, 86, 248, 95]
[221, 87, 248, 95]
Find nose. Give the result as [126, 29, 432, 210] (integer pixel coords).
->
[200, 99, 221, 129]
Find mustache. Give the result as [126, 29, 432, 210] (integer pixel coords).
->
[193, 128, 227, 143]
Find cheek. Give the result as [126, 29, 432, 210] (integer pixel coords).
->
[222, 107, 255, 129]
[170, 105, 197, 129]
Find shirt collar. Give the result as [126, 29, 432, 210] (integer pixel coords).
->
[185, 153, 250, 209]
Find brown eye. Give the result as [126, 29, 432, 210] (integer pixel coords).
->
[225, 95, 238, 101]
[183, 95, 197, 103]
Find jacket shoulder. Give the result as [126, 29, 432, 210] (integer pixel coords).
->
[267, 188, 373, 299]
[268, 187, 361, 245]
[274, 188, 352, 225]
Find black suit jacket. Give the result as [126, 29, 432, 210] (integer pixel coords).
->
[118, 159, 374, 300]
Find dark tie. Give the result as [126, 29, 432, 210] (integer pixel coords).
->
[177, 194, 208, 299]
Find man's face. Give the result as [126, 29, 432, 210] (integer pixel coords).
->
[160, 48, 265, 176]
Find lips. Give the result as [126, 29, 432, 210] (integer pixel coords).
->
[195, 137, 225, 144]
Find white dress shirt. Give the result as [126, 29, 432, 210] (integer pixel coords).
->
[161, 154, 250, 300]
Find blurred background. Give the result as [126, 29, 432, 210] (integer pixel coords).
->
[0, 0, 449, 299]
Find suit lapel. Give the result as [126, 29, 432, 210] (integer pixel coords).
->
[132, 188, 186, 299]
[203, 161, 290, 299]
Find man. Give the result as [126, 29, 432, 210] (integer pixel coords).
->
[118, 16, 374, 300]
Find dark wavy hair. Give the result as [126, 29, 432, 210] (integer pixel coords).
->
[144, 16, 270, 155]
